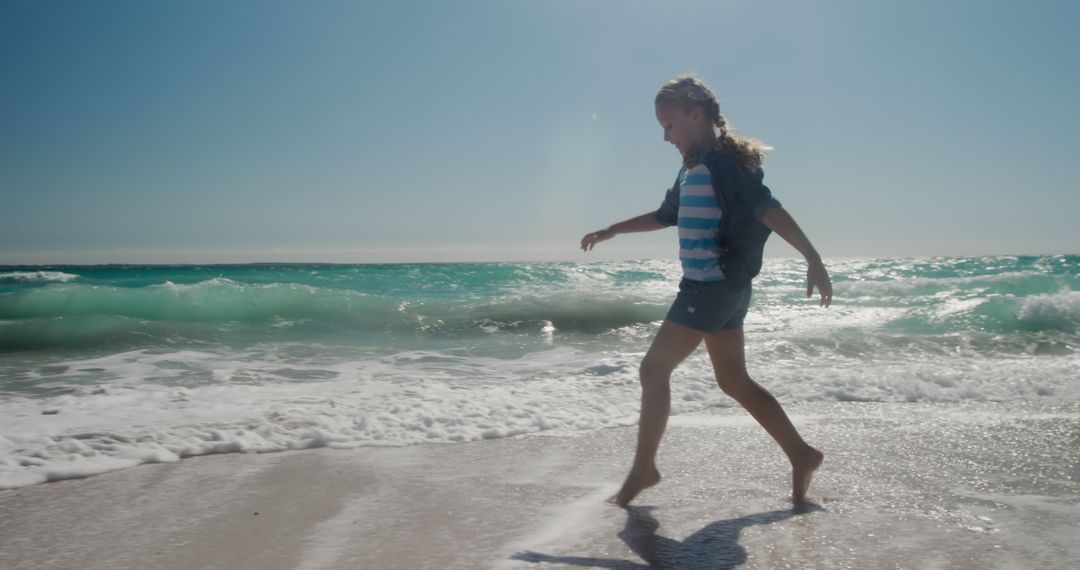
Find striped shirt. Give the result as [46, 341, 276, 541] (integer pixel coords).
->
[677, 163, 725, 282]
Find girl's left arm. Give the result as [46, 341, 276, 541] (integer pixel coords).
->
[761, 206, 833, 307]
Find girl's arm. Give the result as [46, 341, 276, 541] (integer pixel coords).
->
[761, 206, 833, 307]
[580, 211, 667, 251]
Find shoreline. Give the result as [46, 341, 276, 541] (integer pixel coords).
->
[2, 401, 1078, 569]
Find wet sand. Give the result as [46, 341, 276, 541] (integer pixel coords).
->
[2, 401, 1078, 569]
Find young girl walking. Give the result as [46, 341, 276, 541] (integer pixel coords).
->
[581, 75, 831, 507]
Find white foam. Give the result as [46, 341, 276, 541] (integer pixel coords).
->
[0, 271, 79, 283]
[1, 346, 737, 489]
[1017, 290, 1080, 331]
[3, 337, 1078, 490]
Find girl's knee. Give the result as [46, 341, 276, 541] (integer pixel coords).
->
[715, 370, 753, 397]
[639, 358, 673, 385]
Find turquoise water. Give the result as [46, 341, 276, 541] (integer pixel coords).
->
[0, 262, 671, 352]
[1, 256, 1078, 488]
[2, 256, 1077, 358]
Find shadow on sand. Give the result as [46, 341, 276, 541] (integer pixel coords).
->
[511, 502, 821, 569]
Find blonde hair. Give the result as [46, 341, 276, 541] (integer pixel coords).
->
[655, 74, 771, 171]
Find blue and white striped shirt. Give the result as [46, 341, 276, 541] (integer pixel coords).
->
[677, 163, 725, 282]
[654, 151, 784, 284]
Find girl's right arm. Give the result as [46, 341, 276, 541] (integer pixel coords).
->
[761, 206, 833, 307]
[580, 212, 667, 251]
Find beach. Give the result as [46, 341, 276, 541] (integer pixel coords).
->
[4, 400, 1078, 569]
[5, 0, 1079, 565]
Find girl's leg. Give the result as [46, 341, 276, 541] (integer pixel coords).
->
[612, 319, 705, 507]
[703, 328, 823, 503]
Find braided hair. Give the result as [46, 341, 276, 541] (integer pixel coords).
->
[654, 74, 772, 171]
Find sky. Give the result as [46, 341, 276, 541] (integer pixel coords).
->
[2, 0, 1078, 265]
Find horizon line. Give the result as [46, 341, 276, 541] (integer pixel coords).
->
[2, 252, 1077, 269]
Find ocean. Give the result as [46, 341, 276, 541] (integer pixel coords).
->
[1, 255, 1078, 489]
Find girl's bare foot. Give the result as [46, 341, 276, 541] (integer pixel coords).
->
[607, 465, 662, 507]
[791, 447, 824, 504]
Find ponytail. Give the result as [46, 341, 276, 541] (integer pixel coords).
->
[715, 111, 770, 173]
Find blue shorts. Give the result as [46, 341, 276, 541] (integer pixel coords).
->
[665, 279, 752, 333]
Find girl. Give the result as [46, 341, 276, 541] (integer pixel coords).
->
[581, 75, 831, 507]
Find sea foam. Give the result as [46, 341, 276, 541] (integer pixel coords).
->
[0, 271, 79, 284]
[1017, 290, 1080, 331]
[2, 340, 1078, 490]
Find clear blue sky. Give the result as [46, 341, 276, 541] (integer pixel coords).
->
[2, 0, 1078, 264]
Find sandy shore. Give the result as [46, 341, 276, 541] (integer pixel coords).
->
[2, 401, 1079, 569]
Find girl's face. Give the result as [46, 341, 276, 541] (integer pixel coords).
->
[655, 103, 712, 158]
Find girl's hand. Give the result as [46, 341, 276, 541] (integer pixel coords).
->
[806, 261, 833, 307]
[580, 228, 615, 251]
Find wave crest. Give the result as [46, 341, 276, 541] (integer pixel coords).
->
[1017, 291, 1080, 332]
[0, 271, 79, 284]
[0, 280, 670, 350]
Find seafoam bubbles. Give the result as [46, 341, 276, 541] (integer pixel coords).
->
[756, 354, 1080, 404]
[0, 271, 79, 284]
[0, 345, 732, 490]
[1017, 291, 1080, 332]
